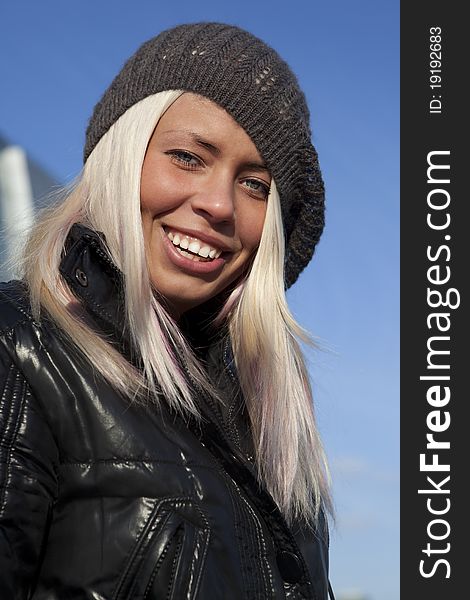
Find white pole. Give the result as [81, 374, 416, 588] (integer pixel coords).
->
[0, 145, 34, 278]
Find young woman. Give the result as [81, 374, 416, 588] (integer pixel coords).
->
[0, 22, 333, 599]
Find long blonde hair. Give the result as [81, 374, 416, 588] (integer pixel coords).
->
[21, 91, 331, 525]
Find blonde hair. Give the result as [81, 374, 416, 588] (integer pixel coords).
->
[21, 91, 331, 524]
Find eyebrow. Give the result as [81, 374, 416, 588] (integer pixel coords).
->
[160, 129, 270, 174]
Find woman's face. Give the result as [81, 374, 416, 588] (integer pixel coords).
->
[140, 93, 270, 318]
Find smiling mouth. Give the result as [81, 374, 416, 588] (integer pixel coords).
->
[164, 227, 224, 262]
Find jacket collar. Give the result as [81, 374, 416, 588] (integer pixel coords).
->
[59, 223, 235, 371]
[59, 223, 134, 360]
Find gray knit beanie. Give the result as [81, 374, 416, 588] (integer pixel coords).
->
[84, 22, 325, 288]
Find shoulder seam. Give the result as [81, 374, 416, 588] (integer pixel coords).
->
[0, 316, 36, 338]
[0, 285, 36, 337]
[0, 363, 29, 516]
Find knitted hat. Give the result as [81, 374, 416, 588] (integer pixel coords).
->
[84, 22, 325, 288]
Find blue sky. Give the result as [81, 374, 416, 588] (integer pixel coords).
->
[1, 1, 399, 598]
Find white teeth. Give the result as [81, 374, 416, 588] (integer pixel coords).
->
[166, 228, 223, 259]
[176, 247, 204, 262]
[198, 245, 211, 258]
[188, 241, 201, 254]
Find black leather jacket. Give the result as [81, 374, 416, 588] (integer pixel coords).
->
[0, 225, 330, 599]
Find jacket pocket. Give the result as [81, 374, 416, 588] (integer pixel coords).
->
[113, 497, 211, 600]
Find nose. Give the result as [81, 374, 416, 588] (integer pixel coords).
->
[191, 177, 235, 224]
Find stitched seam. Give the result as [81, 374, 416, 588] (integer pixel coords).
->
[227, 481, 250, 597]
[113, 496, 209, 600]
[165, 529, 184, 600]
[0, 316, 35, 338]
[59, 459, 219, 471]
[113, 498, 174, 600]
[140, 501, 210, 598]
[222, 338, 244, 451]
[188, 524, 211, 598]
[183, 503, 211, 599]
[128, 511, 174, 600]
[0, 365, 27, 517]
[0, 286, 34, 321]
[228, 476, 272, 599]
[1, 327, 75, 444]
[142, 535, 173, 599]
[237, 485, 274, 598]
[0, 362, 14, 489]
[139, 500, 211, 600]
[223, 336, 238, 384]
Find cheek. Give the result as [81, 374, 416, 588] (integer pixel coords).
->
[238, 204, 267, 251]
[140, 159, 189, 215]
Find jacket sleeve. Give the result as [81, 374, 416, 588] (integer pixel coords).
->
[0, 340, 59, 599]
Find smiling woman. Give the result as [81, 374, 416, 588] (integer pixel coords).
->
[0, 22, 333, 600]
[140, 93, 270, 316]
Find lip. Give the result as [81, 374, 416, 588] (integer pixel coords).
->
[163, 225, 233, 253]
[161, 226, 228, 275]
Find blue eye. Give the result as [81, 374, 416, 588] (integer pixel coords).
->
[243, 178, 270, 199]
[168, 150, 201, 168]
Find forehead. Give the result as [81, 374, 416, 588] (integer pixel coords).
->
[153, 93, 265, 163]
